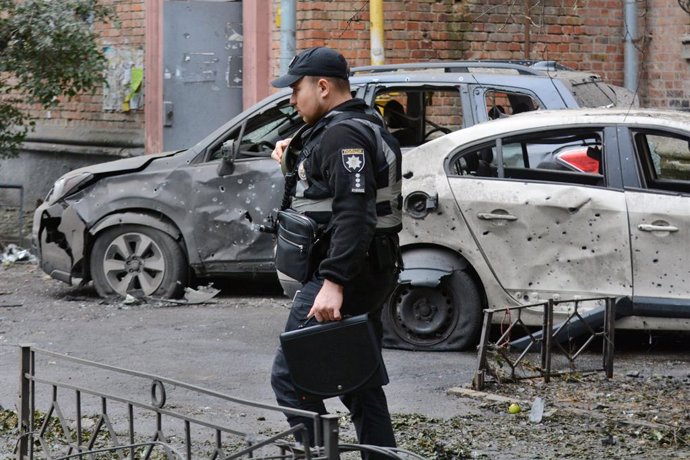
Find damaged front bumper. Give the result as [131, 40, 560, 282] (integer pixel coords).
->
[32, 200, 87, 286]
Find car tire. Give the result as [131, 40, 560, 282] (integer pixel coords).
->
[90, 225, 188, 299]
[383, 270, 482, 351]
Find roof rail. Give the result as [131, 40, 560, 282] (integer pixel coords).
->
[478, 60, 574, 71]
[350, 60, 573, 76]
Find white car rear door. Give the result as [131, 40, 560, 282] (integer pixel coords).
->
[446, 127, 632, 304]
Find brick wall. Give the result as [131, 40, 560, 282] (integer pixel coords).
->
[17, 0, 690, 133]
[2, 0, 147, 221]
[24, 0, 145, 139]
[643, 0, 690, 109]
[271, 0, 690, 110]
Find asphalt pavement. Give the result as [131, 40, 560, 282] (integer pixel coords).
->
[0, 264, 479, 427]
[1, 263, 688, 458]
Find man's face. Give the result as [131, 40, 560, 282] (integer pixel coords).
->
[289, 77, 324, 125]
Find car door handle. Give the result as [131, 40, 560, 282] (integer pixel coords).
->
[477, 212, 518, 221]
[638, 224, 679, 233]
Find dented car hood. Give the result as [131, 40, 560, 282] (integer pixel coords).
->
[64, 149, 184, 179]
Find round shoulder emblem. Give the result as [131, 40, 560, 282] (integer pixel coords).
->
[298, 160, 307, 181]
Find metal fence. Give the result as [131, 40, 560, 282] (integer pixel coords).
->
[16, 346, 423, 459]
[473, 297, 617, 391]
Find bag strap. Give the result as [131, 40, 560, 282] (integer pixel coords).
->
[280, 173, 296, 211]
[278, 124, 311, 211]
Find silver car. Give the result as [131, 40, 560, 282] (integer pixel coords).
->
[388, 108, 690, 351]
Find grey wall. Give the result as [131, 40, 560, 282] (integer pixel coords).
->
[0, 149, 123, 208]
[0, 147, 127, 248]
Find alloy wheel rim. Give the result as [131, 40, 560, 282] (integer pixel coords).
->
[102, 232, 166, 296]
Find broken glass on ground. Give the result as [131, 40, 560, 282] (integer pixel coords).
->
[1, 244, 37, 266]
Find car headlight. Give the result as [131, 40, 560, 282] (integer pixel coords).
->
[47, 172, 93, 204]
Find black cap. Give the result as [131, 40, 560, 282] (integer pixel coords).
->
[271, 47, 350, 88]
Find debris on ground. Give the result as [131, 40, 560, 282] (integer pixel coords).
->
[439, 372, 690, 459]
[528, 396, 544, 423]
[1, 244, 36, 267]
[182, 284, 221, 304]
[0, 303, 22, 308]
[122, 294, 142, 305]
[1, 263, 688, 459]
[101, 284, 222, 309]
[143, 284, 221, 306]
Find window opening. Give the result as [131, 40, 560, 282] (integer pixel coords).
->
[484, 90, 540, 119]
[450, 129, 605, 187]
[376, 88, 462, 148]
[633, 130, 690, 193]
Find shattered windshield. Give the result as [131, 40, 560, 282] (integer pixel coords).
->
[208, 100, 301, 161]
[563, 78, 636, 108]
[242, 102, 300, 145]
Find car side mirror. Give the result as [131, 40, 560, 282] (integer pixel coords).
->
[216, 140, 237, 176]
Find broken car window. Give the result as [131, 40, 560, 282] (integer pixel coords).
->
[484, 90, 541, 119]
[449, 129, 605, 187]
[633, 130, 690, 193]
[209, 101, 301, 162]
[376, 88, 462, 148]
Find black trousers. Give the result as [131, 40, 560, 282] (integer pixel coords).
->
[271, 262, 398, 460]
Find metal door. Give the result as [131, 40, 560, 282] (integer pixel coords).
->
[163, 0, 243, 151]
[448, 178, 631, 300]
[621, 128, 690, 303]
[625, 190, 690, 301]
[446, 127, 633, 303]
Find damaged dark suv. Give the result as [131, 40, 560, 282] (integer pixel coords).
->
[32, 61, 635, 305]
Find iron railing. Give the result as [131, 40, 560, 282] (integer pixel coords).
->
[473, 297, 617, 390]
[16, 346, 423, 459]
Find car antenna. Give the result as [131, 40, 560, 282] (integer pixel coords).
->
[534, 51, 570, 109]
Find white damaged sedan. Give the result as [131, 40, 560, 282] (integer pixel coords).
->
[386, 108, 690, 350]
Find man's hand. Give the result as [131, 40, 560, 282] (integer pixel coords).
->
[308, 279, 344, 322]
[271, 138, 292, 164]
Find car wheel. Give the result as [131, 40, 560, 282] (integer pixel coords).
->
[383, 270, 482, 351]
[90, 225, 188, 298]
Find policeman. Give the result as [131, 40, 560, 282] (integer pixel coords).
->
[269, 47, 402, 458]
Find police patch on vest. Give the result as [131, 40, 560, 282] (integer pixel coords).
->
[341, 148, 365, 173]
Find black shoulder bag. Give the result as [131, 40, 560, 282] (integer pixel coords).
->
[274, 208, 321, 284]
[273, 127, 323, 284]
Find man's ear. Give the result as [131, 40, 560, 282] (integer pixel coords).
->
[317, 78, 330, 97]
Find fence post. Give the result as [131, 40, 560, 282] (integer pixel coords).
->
[540, 301, 548, 374]
[604, 297, 616, 378]
[18, 345, 32, 460]
[321, 414, 340, 459]
[472, 310, 493, 391]
[543, 300, 554, 383]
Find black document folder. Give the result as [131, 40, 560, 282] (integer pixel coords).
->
[279, 313, 388, 398]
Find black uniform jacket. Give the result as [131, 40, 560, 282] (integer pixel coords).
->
[297, 98, 395, 285]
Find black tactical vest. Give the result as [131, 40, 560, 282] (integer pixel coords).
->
[289, 108, 402, 233]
